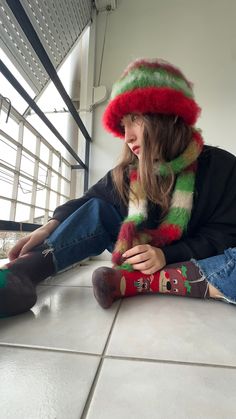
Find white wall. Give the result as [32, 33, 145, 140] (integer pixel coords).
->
[89, 0, 236, 186]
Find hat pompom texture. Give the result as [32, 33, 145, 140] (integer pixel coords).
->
[103, 58, 201, 138]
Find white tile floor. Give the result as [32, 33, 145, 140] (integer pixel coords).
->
[1, 259, 236, 419]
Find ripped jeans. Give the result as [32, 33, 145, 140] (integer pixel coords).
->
[192, 248, 236, 304]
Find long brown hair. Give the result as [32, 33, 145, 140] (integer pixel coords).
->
[112, 114, 193, 216]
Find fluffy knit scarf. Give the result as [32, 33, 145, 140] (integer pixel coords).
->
[112, 129, 204, 271]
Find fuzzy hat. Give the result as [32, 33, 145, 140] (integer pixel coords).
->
[103, 58, 201, 138]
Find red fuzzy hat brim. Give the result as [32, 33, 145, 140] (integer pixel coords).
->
[103, 87, 201, 138]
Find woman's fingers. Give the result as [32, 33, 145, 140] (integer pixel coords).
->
[124, 245, 154, 263]
[124, 252, 148, 265]
[19, 238, 37, 257]
[19, 230, 47, 256]
[8, 236, 30, 261]
[132, 260, 153, 271]
[7, 220, 59, 261]
[123, 245, 150, 260]
[123, 245, 166, 274]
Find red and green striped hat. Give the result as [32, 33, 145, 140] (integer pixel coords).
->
[103, 58, 201, 138]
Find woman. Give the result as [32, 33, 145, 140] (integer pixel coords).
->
[1, 58, 236, 317]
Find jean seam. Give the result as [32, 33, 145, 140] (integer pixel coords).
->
[46, 228, 107, 253]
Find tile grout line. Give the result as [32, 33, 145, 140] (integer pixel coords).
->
[0, 342, 100, 357]
[0, 340, 236, 371]
[1, 341, 236, 370]
[80, 300, 123, 419]
[104, 354, 236, 370]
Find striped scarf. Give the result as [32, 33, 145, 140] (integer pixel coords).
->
[112, 130, 204, 271]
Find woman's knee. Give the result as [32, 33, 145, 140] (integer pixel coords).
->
[88, 198, 118, 215]
[82, 198, 122, 237]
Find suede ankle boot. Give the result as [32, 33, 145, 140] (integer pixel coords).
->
[0, 247, 55, 317]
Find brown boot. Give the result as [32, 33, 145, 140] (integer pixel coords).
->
[0, 247, 55, 317]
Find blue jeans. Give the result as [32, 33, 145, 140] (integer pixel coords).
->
[45, 198, 122, 272]
[193, 248, 236, 304]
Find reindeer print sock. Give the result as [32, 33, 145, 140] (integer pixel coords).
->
[92, 261, 209, 308]
[158, 260, 209, 298]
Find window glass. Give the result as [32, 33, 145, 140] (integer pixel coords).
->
[60, 195, 67, 205]
[38, 163, 48, 186]
[21, 152, 35, 177]
[17, 177, 33, 204]
[0, 199, 11, 220]
[61, 179, 70, 198]
[61, 161, 71, 179]
[15, 203, 30, 222]
[52, 154, 60, 171]
[49, 191, 57, 211]
[35, 187, 47, 209]
[40, 142, 50, 165]
[23, 126, 36, 153]
[0, 111, 19, 141]
[34, 207, 45, 224]
[0, 167, 13, 199]
[51, 173, 59, 192]
[0, 134, 17, 168]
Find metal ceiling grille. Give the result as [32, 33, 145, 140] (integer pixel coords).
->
[0, 0, 93, 95]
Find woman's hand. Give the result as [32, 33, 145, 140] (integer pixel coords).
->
[122, 244, 166, 274]
[8, 219, 60, 261]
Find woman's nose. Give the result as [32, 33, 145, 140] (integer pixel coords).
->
[124, 126, 135, 144]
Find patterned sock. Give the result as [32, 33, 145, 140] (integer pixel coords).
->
[158, 260, 209, 299]
[92, 260, 209, 308]
[0, 248, 55, 317]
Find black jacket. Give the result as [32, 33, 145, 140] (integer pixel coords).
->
[53, 146, 236, 263]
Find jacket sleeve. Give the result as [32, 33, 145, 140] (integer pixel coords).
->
[162, 149, 236, 264]
[52, 170, 125, 223]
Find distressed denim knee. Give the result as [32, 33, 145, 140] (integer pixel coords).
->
[193, 248, 236, 304]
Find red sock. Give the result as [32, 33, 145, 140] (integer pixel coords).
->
[118, 261, 209, 299]
[118, 269, 160, 296]
[92, 261, 210, 308]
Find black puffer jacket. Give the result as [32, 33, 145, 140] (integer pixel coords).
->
[53, 146, 236, 263]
